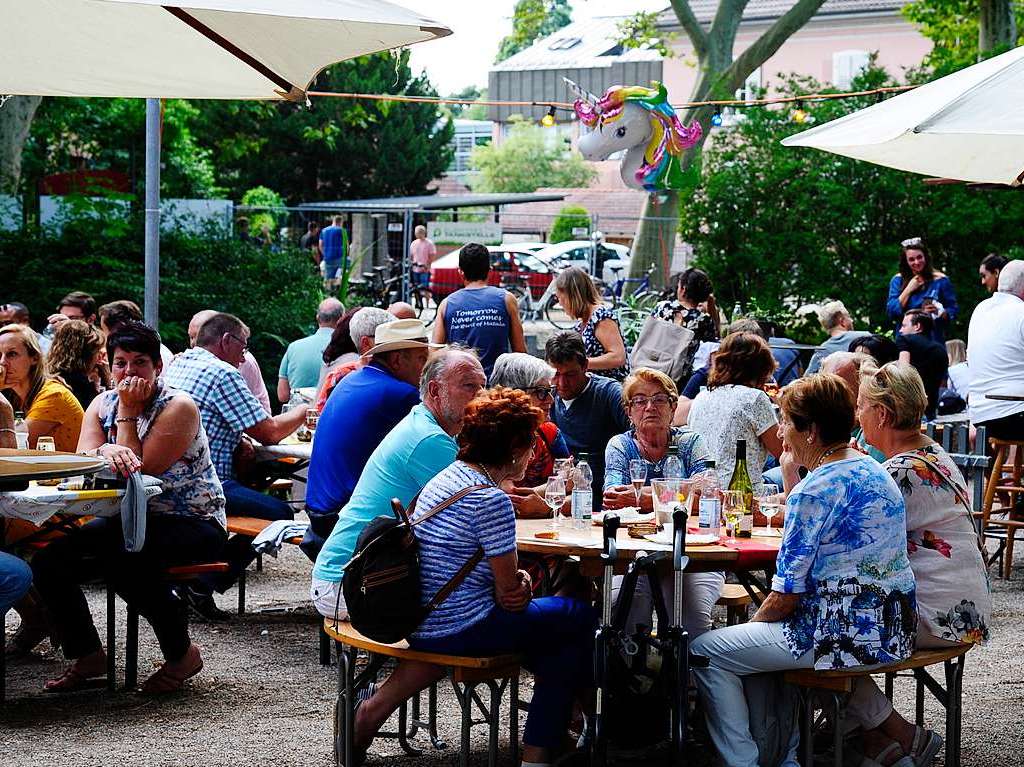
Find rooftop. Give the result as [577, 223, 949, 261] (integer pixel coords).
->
[657, 0, 905, 26]
[491, 16, 662, 72]
[298, 192, 566, 212]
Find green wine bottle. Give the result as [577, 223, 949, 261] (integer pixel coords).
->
[729, 439, 754, 538]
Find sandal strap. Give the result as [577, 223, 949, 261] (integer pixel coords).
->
[877, 742, 905, 764]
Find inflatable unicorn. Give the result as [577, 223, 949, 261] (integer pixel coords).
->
[569, 79, 703, 193]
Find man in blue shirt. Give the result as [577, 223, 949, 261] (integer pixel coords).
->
[545, 331, 631, 512]
[319, 215, 349, 281]
[277, 297, 344, 403]
[302, 315, 434, 560]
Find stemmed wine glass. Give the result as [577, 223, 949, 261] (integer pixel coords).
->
[758, 484, 782, 535]
[545, 475, 566, 530]
[629, 459, 647, 510]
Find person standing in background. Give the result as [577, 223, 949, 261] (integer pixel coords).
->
[886, 238, 957, 342]
[410, 225, 437, 288]
[319, 215, 349, 283]
[300, 221, 321, 266]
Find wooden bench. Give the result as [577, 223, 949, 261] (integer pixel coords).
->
[107, 562, 230, 690]
[324, 618, 524, 767]
[716, 583, 766, 625]
[784, 644, 972, 767]
[225, 516, 304, 616]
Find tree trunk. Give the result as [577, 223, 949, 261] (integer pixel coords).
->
[979, 0, 1017, 55]
[0, 96, 42, 195]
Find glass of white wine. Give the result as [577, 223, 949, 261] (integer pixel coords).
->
[758, 484, 783, 536]
[628, 459, 647, 510]
[722, 490, 745, 537]
[545, 475, 566, 531]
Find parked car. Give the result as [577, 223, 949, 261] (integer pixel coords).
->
[429, 245, 554, 301]
[533, 240, 631, 284]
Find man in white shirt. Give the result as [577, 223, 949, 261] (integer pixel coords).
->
[967, 260, 1024, 440]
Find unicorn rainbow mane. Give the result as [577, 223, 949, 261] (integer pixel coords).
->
[573, 81, 702, 192]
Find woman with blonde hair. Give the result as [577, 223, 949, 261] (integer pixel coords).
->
[944, 339, 969, 403]
[554, 266, 629, 380]
[46, 319, 107, 409]
[845, 361, 990, 765]
[0, 324, 83, 452]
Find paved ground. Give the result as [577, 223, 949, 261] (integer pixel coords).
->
[2, 543, 1022, 767]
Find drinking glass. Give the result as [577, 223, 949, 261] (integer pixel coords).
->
[628, 459, 647, 510]
[758, 484, 783, 535]
[722, 490, 746, 537]
[651, 478, 682, 526]
[35, 436, 56, 451]
[545, 476, 566, 530]
[553, 458, 573, 481]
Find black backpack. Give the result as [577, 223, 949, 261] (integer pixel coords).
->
[342, 484, 487, 644]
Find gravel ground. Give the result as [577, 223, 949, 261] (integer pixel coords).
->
[2, 543, 1022, 767]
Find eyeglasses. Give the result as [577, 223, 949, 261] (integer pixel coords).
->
[628, 394, 675, 409]
[900, 237, 923, 248]
[526, 386, 555, 401]
[227, 333, 249, 352]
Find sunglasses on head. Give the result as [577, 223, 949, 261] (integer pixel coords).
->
[901, 237, 923, 249]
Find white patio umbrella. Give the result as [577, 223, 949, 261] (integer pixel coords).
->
[782, 45, 1024, 188]
[2, 0, 450, 323]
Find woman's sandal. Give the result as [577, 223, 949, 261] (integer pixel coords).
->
[909, 727, 943, 767]
[139, 646, 203, 694]
[44, 664, 106, 693]
[860, 741, 915, 767]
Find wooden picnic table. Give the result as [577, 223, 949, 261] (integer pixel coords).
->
[0, 448, 106, 487]
[985, 394, 1024, 402]
[515, 518, 781, 579]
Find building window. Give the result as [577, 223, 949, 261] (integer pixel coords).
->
[548, 37, 582, 51]
[833, 50, 870, 90]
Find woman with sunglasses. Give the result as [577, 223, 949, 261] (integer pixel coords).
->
[489, 353, 571, 518]
[886, 237, 958, 342]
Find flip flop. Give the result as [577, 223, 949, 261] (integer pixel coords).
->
[910, 727, 943, 766]
[44, 664, 107, 693]
[860, 741, 915, 767]
[139, 646, 204, 694]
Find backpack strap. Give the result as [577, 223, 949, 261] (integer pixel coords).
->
[889, 451, 985, 548]
[410, 483, 489, 527]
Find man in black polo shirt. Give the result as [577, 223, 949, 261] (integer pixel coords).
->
[895, 310, 948, 420]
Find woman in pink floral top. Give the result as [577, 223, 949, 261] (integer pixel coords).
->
[848, 361, 990, 766]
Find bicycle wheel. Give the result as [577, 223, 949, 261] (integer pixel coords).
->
[544, 294, 576, 329]
[504, 285, 531, 322]
[413, 286, 435, 326]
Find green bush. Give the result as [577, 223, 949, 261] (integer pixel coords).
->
[0, 218, 324, 406]
[550, 205, 590, 244]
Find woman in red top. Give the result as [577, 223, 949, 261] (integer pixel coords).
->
[489, 353, 570, 516]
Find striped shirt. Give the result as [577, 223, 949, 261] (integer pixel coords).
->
[163, 347, 267, 481]
[411, 462, 516, 640]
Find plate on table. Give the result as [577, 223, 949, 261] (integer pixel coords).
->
[643, 530, 719, 547]
[592, 508, 651, 526]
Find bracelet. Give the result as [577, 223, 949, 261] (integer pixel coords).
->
[116, 416, 139, 424]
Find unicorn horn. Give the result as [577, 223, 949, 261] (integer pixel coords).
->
[563, 77, 596, 106]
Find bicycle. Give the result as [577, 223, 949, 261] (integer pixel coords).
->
[600, 263, 660, 307]
[409, 268, 435, 326]
[500, 272, 575, 329]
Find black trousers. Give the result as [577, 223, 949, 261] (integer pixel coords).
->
[979, 409, 1024, 442]
[31, 515, 226, 662]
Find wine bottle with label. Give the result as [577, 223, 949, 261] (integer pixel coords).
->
[729, 439, 754, 538]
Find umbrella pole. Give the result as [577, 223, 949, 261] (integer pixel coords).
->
[144, 98, 161, 327]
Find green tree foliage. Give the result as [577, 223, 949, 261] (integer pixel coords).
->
[550, 205, 590, 243]
[471, 120, 595, 193]
[446, 86, 489, 120]
[193, 50, 453, 203]
[240, 186, 285, 232]
[680, 65, 1024, 341]
[902, 0, 1024, 76]
[495, 0, 573, 63]
[616, 11, 677, 58]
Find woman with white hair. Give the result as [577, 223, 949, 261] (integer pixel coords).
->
[489, 352, 571, 517]
[806, 300, 870, 374]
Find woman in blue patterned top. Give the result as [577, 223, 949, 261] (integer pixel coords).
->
[555, 266, 629, 381]
[409, 387, 596, 766]
[32, 322, 226, 695]
[691, 374, 916, 767]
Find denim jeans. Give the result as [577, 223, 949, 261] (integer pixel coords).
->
[0, 551, 32, 614]
[410, 597, 596, 749]
[691, 621, 811, 767]
[31, 515, 226, 661]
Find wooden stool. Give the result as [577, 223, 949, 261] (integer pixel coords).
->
[981, 438, 1024, 578]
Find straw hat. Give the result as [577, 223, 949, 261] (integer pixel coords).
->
[363, 318, 443, 357]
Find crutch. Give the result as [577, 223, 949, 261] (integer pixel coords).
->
[592, 513, 620, 767]
[665, 506, 694, 763]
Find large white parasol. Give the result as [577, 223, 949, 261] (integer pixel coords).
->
[782, 45, 1024, 187]
[2, 0, 451, 322]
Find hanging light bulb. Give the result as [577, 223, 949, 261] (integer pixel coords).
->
[792, 100, 808, 124]
[541, 105, 557, 127]
[710, 109, 723, 127]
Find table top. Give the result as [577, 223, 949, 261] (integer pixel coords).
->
[985, 394, 1024, 402]
[515, 518, 781, 567]
[0, 476, 162, 525]
[0, 449, 107, 484]
[255, 436, 313, 461]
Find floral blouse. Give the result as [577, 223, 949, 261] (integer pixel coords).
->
[575, 304, 629, 381]
[773, 456, 917, 670]
[886, 445, 991, 645]
[98, 382, 226, 528]
[651, 301, 718, 381]
[603, 427, 710, 489]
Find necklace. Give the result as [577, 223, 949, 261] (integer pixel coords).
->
[473, 463, 499, 487]
[813, 443, 850, 470]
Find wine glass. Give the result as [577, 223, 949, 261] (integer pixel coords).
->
[629, 459, 647, 510]
[722, 490, 745, 537]
[545, 476, 566, 530]
[758, 484, 782, 535]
